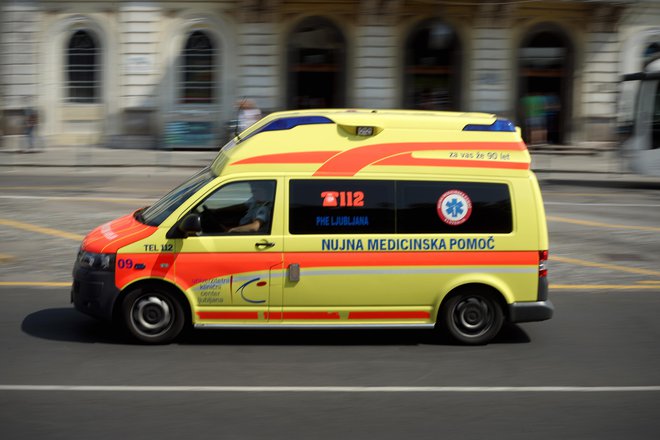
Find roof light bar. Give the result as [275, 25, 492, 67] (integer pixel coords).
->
[462, 119, 515, 132]
[238, 116, 333, 143]
[261, 116, 333, 132]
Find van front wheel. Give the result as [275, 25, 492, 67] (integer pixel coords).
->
[122, 286, 184, 344]
[441, 290, 504, 345]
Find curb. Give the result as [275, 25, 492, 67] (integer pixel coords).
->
[537, 177, 660, 190]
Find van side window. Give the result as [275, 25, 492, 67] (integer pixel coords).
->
[192, 180, 276, 235]
[289, 180, 395, 234]
[397, 181, 513, 233]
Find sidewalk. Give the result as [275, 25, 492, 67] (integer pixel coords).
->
[529, 143, 660, 188]
[0, 145, 215, 170]
[1, 142, 659, 188]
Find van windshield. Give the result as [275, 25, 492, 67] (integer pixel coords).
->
[137, 167, 216, 226]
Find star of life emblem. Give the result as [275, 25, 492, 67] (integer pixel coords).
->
[437, 190, 472, 226]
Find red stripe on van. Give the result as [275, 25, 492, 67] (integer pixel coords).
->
[174, 253, 283, 290]
[196, 311, 259, 320]
[373, 153, 529, 170]
[264, 312, 341, 320]
[232, 151, 339, 165]
[347, 311, 431, 320]
[229, 142, 527, 175]
[285, 251, 537, 268]
[313, 142, 527, 176]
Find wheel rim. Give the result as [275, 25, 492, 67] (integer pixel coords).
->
[452, 296, 494, 337]
[131, 295, 173, 336]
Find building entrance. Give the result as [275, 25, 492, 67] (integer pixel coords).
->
[404, 19, 461, 111]
[518, 25, 573, 145]
[287, 17, 346, 109]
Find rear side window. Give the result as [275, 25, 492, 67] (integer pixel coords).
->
[397, 181, 512, 233]
[289, 179, 512, 234]
[289, 180, 395, 234]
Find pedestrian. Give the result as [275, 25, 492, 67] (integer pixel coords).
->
[522, 93, 547, 146]
[545, 93, 560, 144]
[22, 97, 39, 152]
[236, 98, 262, 133]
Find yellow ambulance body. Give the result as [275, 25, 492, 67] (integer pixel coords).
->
[72, 109, 553, 344]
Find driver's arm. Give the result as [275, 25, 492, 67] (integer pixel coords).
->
[228, 219, 262, 233]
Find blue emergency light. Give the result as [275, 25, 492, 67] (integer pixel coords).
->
[462, 119, 515, 132]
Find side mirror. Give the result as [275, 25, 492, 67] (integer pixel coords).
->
[166, 213, 202, 239]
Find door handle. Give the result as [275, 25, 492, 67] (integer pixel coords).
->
[255, 240, 275, 249]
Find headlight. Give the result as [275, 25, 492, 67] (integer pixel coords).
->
[77, 250, 116, 271]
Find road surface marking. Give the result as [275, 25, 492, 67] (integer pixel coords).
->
[551, 284, 660, 290]
[2, 281, 657, 291]
[543, 192, 620, 198]
[1, 385, 660, 393]
[552, 255, 660, 277]
[547, 215, 660, 232]
[0, 253, 13, 262]
[16, 282, 651, 290]
[0, 282, 70, 287]
[4, 282, 656, 291]
[544, 192, 609, 196]
[0, 218, 84, 241]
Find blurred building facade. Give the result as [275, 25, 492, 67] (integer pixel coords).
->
[1, 0, 659, 149]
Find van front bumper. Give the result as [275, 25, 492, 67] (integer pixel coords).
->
[508, 300, 554, 323]
[71, 261, 119, 322]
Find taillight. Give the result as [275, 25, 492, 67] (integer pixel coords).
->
[539, 250, 548, 278]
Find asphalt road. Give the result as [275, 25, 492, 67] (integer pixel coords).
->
[1, 169, 659, 439]
[2, 287, 660, 439]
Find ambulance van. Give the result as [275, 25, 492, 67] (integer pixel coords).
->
[72, 109, 553, 345]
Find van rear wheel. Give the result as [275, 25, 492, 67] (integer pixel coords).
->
[122, 286, 184, 344]
[441, 290, 504, 345]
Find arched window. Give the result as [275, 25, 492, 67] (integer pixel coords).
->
[180, 31, 216, 104]
[404, 20, 461, 111]
[66, 30, 100, 103]
[287, 17, 346, 109]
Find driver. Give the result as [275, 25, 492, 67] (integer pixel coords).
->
[228, 182, 272, 233]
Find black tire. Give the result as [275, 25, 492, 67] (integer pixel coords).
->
[121, 286, 185, 344]
[440, 289, 504, 345]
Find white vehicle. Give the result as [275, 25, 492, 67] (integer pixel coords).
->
[621, 57, 660, 176]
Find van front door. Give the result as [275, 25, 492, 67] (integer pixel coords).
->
[174, 179, 283, 325]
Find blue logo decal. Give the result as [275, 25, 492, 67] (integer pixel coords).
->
[237, 277, 266, 304]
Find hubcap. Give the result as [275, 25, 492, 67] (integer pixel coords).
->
[453, 296, 492, 336]
[132, 296, 172, 335]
